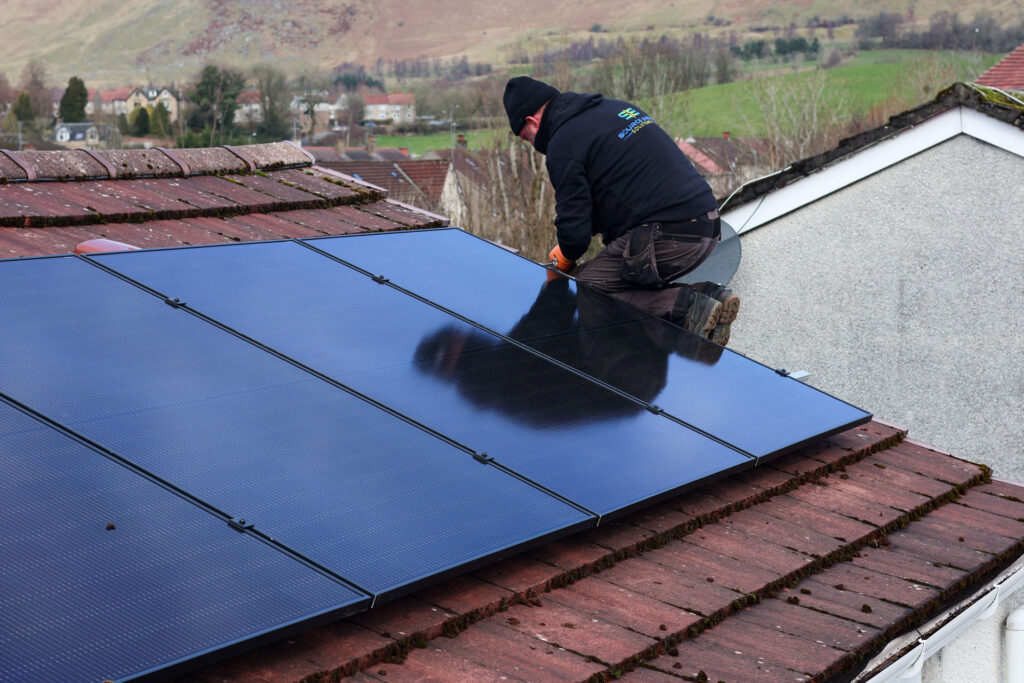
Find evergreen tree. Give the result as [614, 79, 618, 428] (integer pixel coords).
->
[149, 103, 171, 137]
[12, 91, 35, 121]
[186, 65, 245, 145]
[132, 107, 150, 136]
[59, 76, 88, 122]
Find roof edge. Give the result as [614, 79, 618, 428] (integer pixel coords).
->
[721, 83, 1024, 219]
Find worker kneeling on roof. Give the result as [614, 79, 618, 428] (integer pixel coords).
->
[503, 76, 739, 345]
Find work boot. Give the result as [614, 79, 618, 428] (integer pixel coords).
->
[670, 288, 723, 338]
[709, 322, 731, 346]
[692, 282, 740, 324]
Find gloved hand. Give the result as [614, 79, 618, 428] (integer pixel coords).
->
[549, 244, 575, 273]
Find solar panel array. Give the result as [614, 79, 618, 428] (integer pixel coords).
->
[0, 228, 870, 680]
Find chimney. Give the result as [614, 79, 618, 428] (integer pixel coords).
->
[723, 131, 731, 140]
[456, 133, 467, 149]
[399, 147, 410, 157]
[366, 134, 376, 154]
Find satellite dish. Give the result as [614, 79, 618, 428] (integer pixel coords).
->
[677, 219, 742, 286]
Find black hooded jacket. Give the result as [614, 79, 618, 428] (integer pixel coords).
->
[535, 92, 717, 261]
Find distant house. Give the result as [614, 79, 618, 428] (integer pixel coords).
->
[53, 122, 108, 146]
[95, 87, 134, 118]
[677, 133, 774, 198]
[236, 89, 263, 125]
[306, 153, 448, 212]
[125, 86, 181, 122]
[362, 93, 415, 124]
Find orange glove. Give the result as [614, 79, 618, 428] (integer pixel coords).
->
[549, 244, 575, 273]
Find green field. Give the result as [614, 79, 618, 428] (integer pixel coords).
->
[374, 128, 507, 156]
[646, 50, 1000, 138]
[384, 49, 1001, 155]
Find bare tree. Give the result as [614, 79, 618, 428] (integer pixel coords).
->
[743, 68, 848, 168]
[453, 134, 556, 263]
[0, 72, 14, 109]
[19, 60, 50, 121]
[252, 65, 290, 139]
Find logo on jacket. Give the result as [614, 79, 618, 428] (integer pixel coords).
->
[618, 114, 653, 140]
[617, 107, 641, 120]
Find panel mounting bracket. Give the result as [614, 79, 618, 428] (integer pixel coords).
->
[228, 517, 255, 532]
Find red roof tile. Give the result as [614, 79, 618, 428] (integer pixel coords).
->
[318, 159, 449, 206]
[184, 421, 1024, 682]
[976, 43, 1024, 91]
[363, 93, 415, 106]
[0, 141, 448, 258]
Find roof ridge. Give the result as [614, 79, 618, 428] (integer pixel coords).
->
[0, 141, 314, 184]
[0, 167, 384, 229]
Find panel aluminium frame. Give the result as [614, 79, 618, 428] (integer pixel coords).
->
[93, 240, 753, 519]
[0, 394, 368, 683]
[0, 252, 594, 604]
[306, 228, 871, 460]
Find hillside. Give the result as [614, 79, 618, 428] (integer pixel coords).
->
[1, 0, 1021, 87]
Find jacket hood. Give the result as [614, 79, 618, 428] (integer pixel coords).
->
[534, 92, 602, 154]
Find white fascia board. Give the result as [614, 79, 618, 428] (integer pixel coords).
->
[961, 106, 1024, 158]
[723, 106, 1024, 235]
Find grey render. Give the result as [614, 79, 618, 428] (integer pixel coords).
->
[727, 134, 1024, 480]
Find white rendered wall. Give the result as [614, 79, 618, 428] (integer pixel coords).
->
[729, 135, 1024, 480]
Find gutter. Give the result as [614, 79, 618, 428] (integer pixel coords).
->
[857, 485, 1024, 682]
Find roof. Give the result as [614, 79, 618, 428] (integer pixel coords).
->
[306, 146, 412, 163]
[98, 86, 136, 103]
[676, 139, 727, 175]
[236, 88, 262, 105]
[186, 420, 1024, 681]
[0, 141, 448, 258]
[317, 159, 449, 205]
[722, 83, 1024, 222]
[364, 93, 416, 106]
[678, 136, 773, 177]
[976, 43, 1024, 91]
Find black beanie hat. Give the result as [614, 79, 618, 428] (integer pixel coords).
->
[503, 77, 559, 135]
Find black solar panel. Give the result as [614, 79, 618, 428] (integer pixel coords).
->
[0, 256, 591, 600]
[0, 397, 366, 682]
[95, 240, 750, 515]
[309, 229, 871, 458]
[0, 228, 870, 679]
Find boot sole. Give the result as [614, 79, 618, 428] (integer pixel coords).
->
[714, 293, 740, 324]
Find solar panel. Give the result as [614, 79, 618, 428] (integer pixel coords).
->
[0, 228, 872, 679]
[0, 397, 366, 682]
[94, 240, 750, 516]
[0, 255, 591, 600]
[309, 229, 870, 458]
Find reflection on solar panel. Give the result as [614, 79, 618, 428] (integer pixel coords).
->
[310, 229, 871, 458]
[0, 228, 869, 678]
[95, 240, 749, 515]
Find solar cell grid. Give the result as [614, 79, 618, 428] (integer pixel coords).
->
[95, 240, 750, 516]
[0, 255, 591, 598]
[0, 398, 366, 683]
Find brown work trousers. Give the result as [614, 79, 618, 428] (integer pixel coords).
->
[575, 226, 718, 319]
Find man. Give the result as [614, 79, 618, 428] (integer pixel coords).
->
[502, 76, 739, 345]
